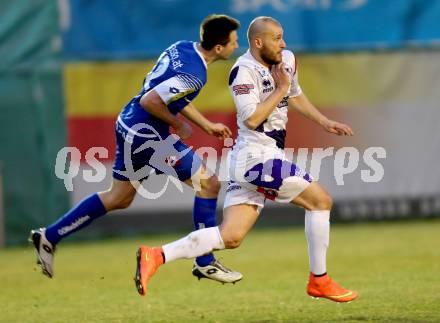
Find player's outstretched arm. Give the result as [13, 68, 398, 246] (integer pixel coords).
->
[180, 102, 232, 139]
[288, 93, 354, 136]
[140, 90, 192, 139]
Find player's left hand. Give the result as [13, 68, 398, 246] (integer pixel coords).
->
[322, 119, 354, 136]
[206, 122, 232, 139]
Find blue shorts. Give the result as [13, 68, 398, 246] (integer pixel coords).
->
[112, 120, 202, 182]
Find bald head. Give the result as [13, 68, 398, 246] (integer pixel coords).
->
[247, 16, 281, 44]
[246, 16, 285, 66]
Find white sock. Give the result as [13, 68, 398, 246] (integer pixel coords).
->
[304, 210, 330, 275]
[162, 226, 225, 263]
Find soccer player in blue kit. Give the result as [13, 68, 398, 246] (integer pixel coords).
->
[29, 14, 243, 285]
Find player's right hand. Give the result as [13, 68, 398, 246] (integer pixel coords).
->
[206, 122, 232, 139]
[271, 63, 290, 93]
[174, 121, 193, 140]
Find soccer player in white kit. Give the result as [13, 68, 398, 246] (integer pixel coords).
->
[135, 16, 358, 302]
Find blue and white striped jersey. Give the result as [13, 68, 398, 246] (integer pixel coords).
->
[118, 40, 207, 136]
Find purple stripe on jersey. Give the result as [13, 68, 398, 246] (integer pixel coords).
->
[254, 122, 286, 149]
[265, 129, 286, 149]
[254, 120, 266, 133]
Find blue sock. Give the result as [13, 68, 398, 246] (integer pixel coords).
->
[45, 193, 107, 245]
[193, 197, 217, 266]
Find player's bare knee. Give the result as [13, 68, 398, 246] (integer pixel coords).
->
[116, 195, 134, 209]
[223, 237, 242, 249]
[296, 183, 334, 211]
[221, 231, 245, 249]
[99, 191, 134, 211]
[311, 192, 333, 210]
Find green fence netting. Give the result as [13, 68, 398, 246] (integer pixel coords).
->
[0, 0, 69, 246]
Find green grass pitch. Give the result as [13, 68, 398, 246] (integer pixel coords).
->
[1, 219, 439, 322]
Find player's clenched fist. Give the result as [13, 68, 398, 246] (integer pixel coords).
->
[271, 63, 290, 92]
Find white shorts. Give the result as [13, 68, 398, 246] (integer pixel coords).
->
[223, 143, 312, 213]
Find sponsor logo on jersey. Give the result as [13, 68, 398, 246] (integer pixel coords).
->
[262, 79, 271, 87]
[168, 44, 184, 69]
[263, 87, 274, 93]
[169, 87, 180, 94]
[262, 79, 274, 93]
[232, 84, 254, 95]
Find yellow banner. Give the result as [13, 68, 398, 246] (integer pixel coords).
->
[65, 52, 423, 117]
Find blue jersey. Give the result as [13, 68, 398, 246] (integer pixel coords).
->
[118, 40, 207, 136]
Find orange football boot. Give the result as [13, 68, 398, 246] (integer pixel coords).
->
[134, 246, 164, 296]
[307, 272, 358, 303]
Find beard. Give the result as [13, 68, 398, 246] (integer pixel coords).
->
[260, 45, 282, 65]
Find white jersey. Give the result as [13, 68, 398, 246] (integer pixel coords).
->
[224, 50, 311, 211]
[228, 50, 302, 150]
